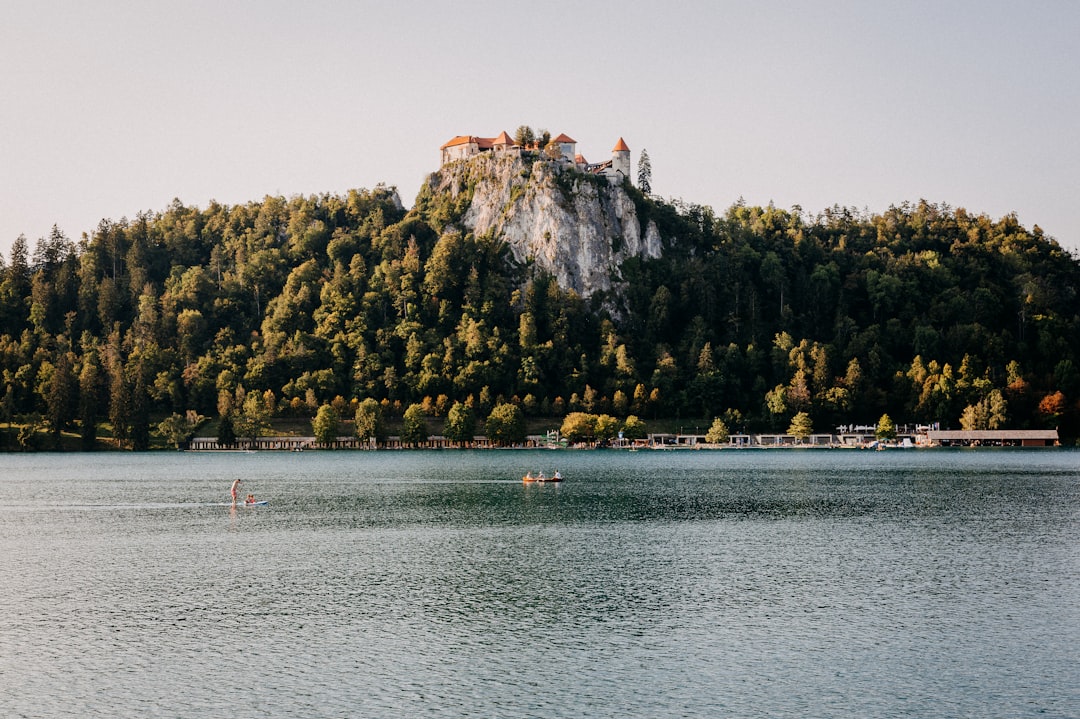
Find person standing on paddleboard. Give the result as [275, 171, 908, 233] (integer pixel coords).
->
[230, 478, 242, 504]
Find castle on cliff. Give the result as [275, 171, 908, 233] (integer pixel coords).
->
[440, 132, 632, 184]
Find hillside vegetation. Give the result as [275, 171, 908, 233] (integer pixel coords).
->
[2, 167, 1078, 449]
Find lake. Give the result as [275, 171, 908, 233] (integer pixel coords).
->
[1, 448, 1078, 718]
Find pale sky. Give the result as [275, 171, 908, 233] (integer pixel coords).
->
[2, 0, 1078, 259]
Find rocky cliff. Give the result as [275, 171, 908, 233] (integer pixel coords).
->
[424, 154, 662, 298]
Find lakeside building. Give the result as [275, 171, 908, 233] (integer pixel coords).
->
[187, 427, 1059, 451]
[645, 426, 1059, 448]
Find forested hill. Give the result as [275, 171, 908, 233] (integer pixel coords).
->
[1, 172, 1079, 449]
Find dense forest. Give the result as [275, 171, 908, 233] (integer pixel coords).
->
[2, 166, 1079, 449]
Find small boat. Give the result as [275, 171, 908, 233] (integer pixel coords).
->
[523, 472, 563, 483]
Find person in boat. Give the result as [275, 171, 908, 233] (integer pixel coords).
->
[230, 478, 242, 504]
[245, 494, 256, 505]
[553, 470, 562, 480]
[524, 471, 534, 480]
[537, 471, 546, 480]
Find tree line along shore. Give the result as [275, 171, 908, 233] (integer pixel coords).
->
[1, 167, 1078, 451]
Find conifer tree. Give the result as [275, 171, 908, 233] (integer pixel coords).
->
[876, 414, 896, 440]
[705, 417, 730, 444]
[637, 149, 652, 194]
[788, 411, 813, 443]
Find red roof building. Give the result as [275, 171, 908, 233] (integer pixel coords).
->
[439, 132, 631, 186]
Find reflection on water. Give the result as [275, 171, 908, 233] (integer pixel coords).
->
[1, 449, 1078, 717]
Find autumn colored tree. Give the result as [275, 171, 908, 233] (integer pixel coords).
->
[705, 417, 729, 444]
[560, 412, 597, 444]
[1037, 391, 1066, 425]
[876, 414, 896, 440]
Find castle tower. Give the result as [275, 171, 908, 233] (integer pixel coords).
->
[611, 138, 631, 183]
[553, 133, 577, 162]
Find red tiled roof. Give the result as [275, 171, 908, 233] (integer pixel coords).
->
[492, 131, 514, 146]
[553, 133, 576, 144]
[440, 135, 476, 150]
[574, 153, 586, 164]
[612, 137, 629, 152]
[441, 134, 506, 150]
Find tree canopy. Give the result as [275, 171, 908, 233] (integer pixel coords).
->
[0, 179, 1078, 449]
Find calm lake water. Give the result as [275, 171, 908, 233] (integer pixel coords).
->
[1, 448, 1078, 718]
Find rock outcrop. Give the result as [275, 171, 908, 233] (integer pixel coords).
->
[425, 154, 662, 298]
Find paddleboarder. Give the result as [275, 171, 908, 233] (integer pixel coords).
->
[230, 478, 242, 505]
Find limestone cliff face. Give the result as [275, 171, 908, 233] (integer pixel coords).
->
[426, 154, 662, 298]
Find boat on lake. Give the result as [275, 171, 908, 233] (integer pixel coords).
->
[523, 471, 563, 483]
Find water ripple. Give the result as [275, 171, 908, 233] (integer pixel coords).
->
[1, 449, 1078, 717]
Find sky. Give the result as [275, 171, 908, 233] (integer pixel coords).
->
[2, 0, 1079, 259]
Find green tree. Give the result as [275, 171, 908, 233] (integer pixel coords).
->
[217, 412, 237, 447]
[0, 171, 1076, 446]
[156, 410, 206, 449]
[514, 125, 535, 148]
[0, 235, 32, 331]
[765, 384, 788, 419]
[444, 401, 476, 446]
[960, 390, 1008, 430]
[612, 389, 629, 416]
[595, 414, 620, 443]
[485, 402, 525, 446]
[235, 391, 272, 442]
[354, 397, 385, 445]
[722, 408, 744, 433]
[78, 343, 103, 449]
[876, 413, 896, 440]
[622, 414, 647, 440]
[312, 403, 341, 446]
[129, 358, 151, 451]
[107, 358, 130, 448]
[45, 349, 76, 447]
[560, 412, 597, 444]
[637, 148, 652, 194]
[987, 389, 1008, 429]
[788, 411, 813, 443]
[959, 404, 980, 431]
[401, 403, 428, 446]
[705, 417, 730, 444]
[17, 419, 42, 451]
